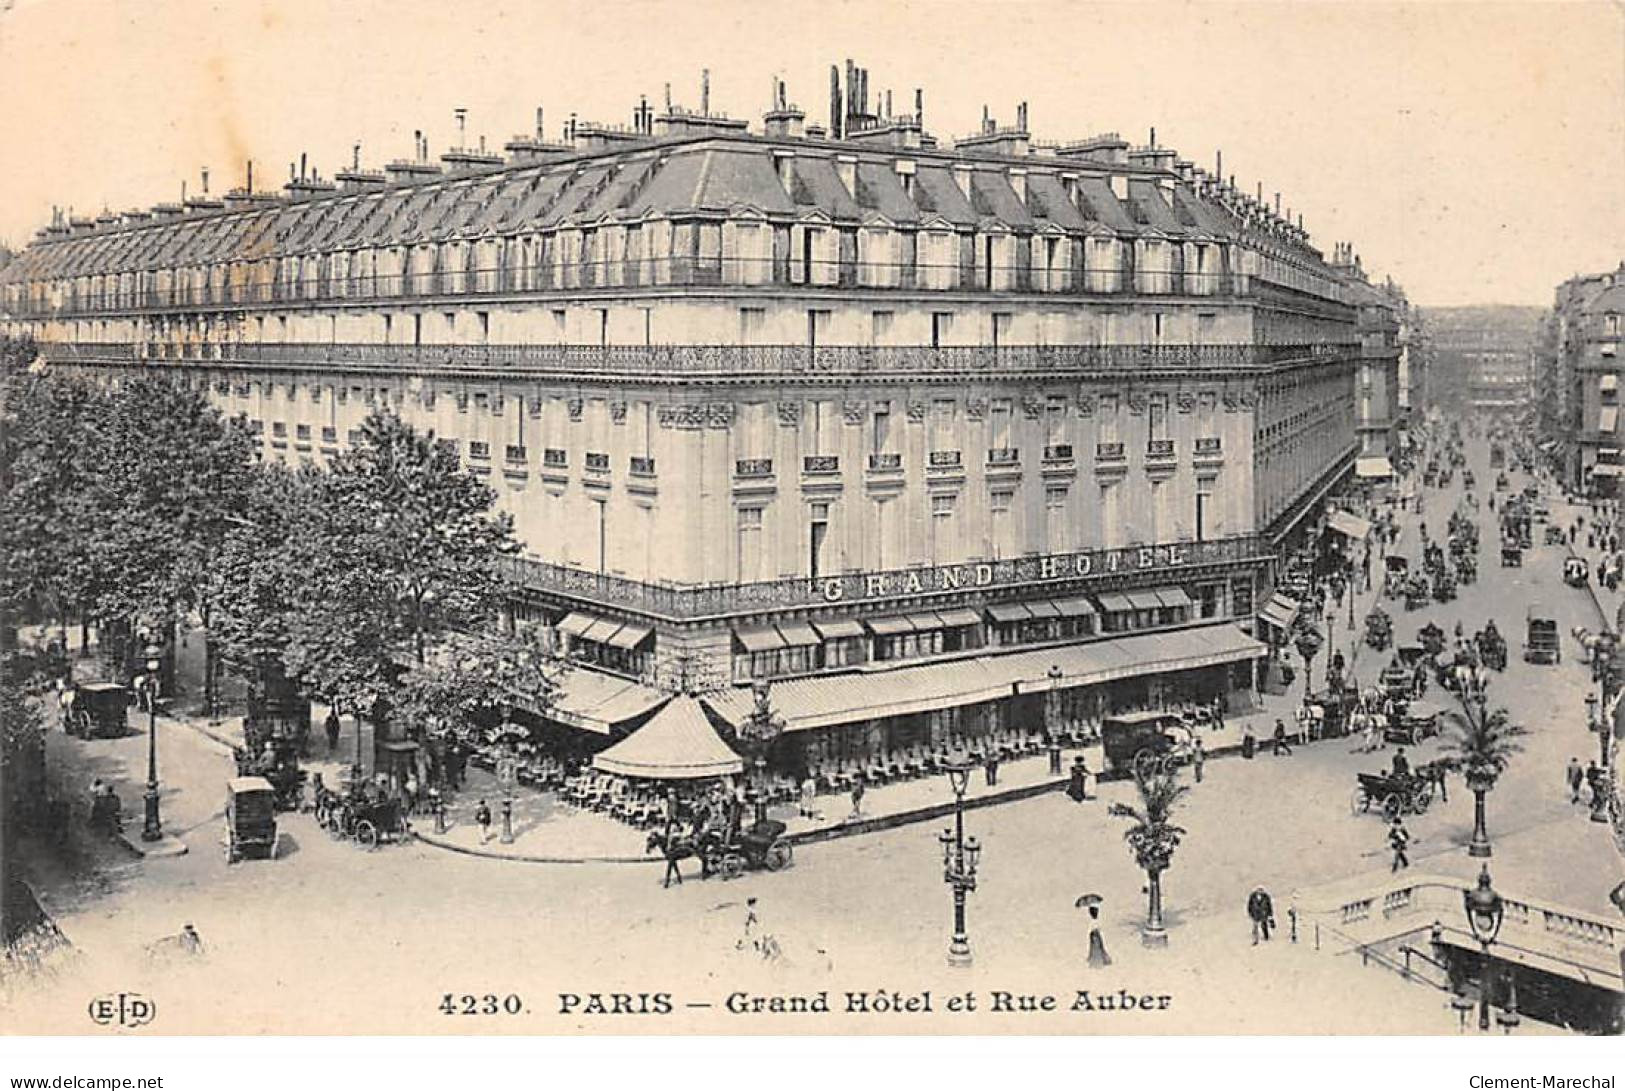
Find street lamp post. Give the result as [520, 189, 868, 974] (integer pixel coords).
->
[1045, 664, 1064, 776]
[939, 752, 982, 967]
[740, 679, 785, 827]
[1294, 626, 1324, 708]
[1463, 864, 1506, 1033]
[140, 643, 163, 842]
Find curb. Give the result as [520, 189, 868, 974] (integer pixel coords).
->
[410, 828, 658, 865]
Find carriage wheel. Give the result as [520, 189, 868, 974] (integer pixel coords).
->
[314, 803, 329, 828]
[720, 853, 745, 880]
[1411, 785, 1433, 812]
[1133, 749, 1159, 780]
[355, 819, 379, 850]
[1351, 788, 1368, 815]
[765, 842, 792, 872]
[1382, 794, 1404, 821]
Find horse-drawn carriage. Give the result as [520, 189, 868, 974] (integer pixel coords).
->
[1476, 623, 1507, 671]
[1463, 469, 1476, 491]
[1352, 769, 1435, 820]
[1546, 524, 1567, 546]
[231, 740, 305, 812]
[1458, 553, 1477, 584]
[1102, 711, 1197, 779]
[1403, 575, 1430, 611]
[313, 779, 410, 849]
[1364, 608, 1393, 651]
[65, 682, 130, 739]
[225, 776, 278, 863]
[1384, 555, 1410, 598]
[1565, 556, 1591, 588]
[1383, 697, 1445, 747]
[647, 808, 793, 885]
[1432, 568, 1457, 602]
[1417, 622, 1447, 659]
[1500, 538, 1523, 567]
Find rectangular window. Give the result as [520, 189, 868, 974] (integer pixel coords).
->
[1196, 476, 1215, 543]
[1045, 394, 1066, 444]
[930, 399, 956, 451]
[807, 309, 831, 349]
[991, 312, 1012, 349]
[1149, 393, 1168, 441]
[477, 311, 490, 343]
[737, 506, 764, 583]
[991, 398, 1012, 449]
[809, 501, 830, 581]
[1045, 484, 1069, 554]
[989, 489, 1015, 559]
[552, 309, 567, 339]
[871, 310, 894, 345]
[931, 311, 953, 349]
[871, 403, 892, 454]
[739, 307, 766, 345]
[930, 493, 956, 564]
[1100, 481, 1121, 543]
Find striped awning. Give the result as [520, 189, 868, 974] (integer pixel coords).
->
[592, 696, 742, 780]
[579, 617, 624, 644]
[1053, 596, 1098, 617]
[1096, 592, 1136, 614]
[775, 622, 822, 647]
[937, 608, 984, 628]
[556, 612, 596, 638]
[987, 603, 1031, 622]
[1154, 587, 1194, 610]
[810, 618, 865, 640]
[604, 622, 653, 650]
[866, 615, 916, 636]
[735, 626, 787, 652]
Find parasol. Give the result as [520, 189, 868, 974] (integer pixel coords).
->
[1074, 893, 1104, 909]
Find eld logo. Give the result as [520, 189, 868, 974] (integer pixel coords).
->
[88, 993, 156, 1028]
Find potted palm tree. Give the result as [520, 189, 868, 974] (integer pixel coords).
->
[1440, 694, 1527, 859]
[1109, 769, 1189, 947]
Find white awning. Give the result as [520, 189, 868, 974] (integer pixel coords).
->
[603, 622, 653, 650]
[1052, 597, 1098, 617]
[1355, 456, 1395, 480]
[936, 608, 984, 628]
[592, 696, 742, 780]
[545, 668, 670, 735]
[578, 617, 624, 644]
[1257, 592, 1301, 631]
[810, 618, 865, 641]
[735, 625, 787, 652]
[1096, 592, 1137, 613]
[774, 622, 822, 648]
[1326, 509, 1373, 540]
[987, 603, 1032, 623]
[1153, 587, 1195, 610]
[556, 612, 596, 638]
[1592, 464, 1625, 477]
[865, 615, 916, 636]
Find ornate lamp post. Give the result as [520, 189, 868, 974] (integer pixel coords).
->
[1463, 865, 1506, 1033]
[740, 679, 785, 827]
[140, 643, 164, 842]
[939, 751, 982, 967]
[1294, 625, 1324, 706]
[1045, 664, 1064, 775]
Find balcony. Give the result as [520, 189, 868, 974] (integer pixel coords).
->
[505, 444, 527, 463]
[38, 340, 1359, 381]
[866, 453, 902, 473]
[803, 455, 840, 475]
[630, 456, 657, 477]
[469, 441, 492, 461]
[928, 450, 963, 469]
[321, 426, 337, 444]
[1094, 442, 1125, 462]
[1043, 444, 1074, 462]
[1194, 437, 1223, 455]
[1146, 439, 1176, 461]
[585, 451, 610, 473]
[986, 448, 1020, 467]
[543, 448, 567, 469]
[735, 458, 774, 477]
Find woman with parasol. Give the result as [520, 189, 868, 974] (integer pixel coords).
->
[1076, 894, 1111, 968]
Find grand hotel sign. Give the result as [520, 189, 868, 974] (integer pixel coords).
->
[510, 535, 1264, 620]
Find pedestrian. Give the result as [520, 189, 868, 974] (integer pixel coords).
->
[1433, 761, 1449, 803]
[474, 799, 492, 843]
[1085, 902, 1112, 968]
[1567, 757, 1584, 805]
[1247, 886, 1275, 944]
[1389, 817, 1411, 873]
[1272, 718, 1293, 757]
[984, 755, 999, 787]
[736, 896, 760, 952]
[403, 772, 419, 815]
[1241, 725, 1256, 760]
[849, 778, 865, 820]
[324, 709, 340, 752]
[799, 775, 816, 819]
[1391, 747, 1410, 780]
[1067, 756, 1090, 802]
[1585, 761, 1603, 804]
[1362, 550, 1372, 590]
[1192, 738, 1206, 784]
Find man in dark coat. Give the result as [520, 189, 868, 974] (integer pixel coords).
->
[1066, 756, 1090, 802]
[1391, 747, 1411, 780]
[1272, 719, 1293, 757]
[324, 709, 341, 752]
[1389, 818, 1411, 872]
[1247, 887, 1275, 944]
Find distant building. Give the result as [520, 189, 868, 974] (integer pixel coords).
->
[1544, 262, 1625, 492]
[1328, 244, 1406, 479]
[0, 63, 1371, 770]
[1421, 306, 1540, 418]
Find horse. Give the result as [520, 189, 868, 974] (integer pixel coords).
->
[646, 829, 701, 888]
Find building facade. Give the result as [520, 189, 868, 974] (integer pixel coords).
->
[0, 68, 1366, 769]
[1327, 245, 1405, 473]
[1544, 262, 1625, 492]
[1421, 305, 1540, 420]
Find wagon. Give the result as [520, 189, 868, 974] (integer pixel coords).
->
[701, 819, 793, 880]
[1500, 543, 1522, 568]
[317, 790, 409, 850]
[1101, 710, 1191, 778]
[225, 776, 278, 863]
[67, 682, 130, 739]
[1383, 697, 1446, 747]
[1351, 771, 1434, 820]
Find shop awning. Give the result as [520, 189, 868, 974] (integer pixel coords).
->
[556, 612, 596, 638]
[1257, 592, 1301, 631]
[546, 668, 670, 735]
[906, 612, 946, 632]
[1053, 596, 1098, 617]
[705, 622, 1267, 734]
[592, 696, 742, 780]
[1124, 590, 1164, 612]
[866, 615, 916, 636]
[604, 622, 653, 650]
[1601, 407, 1619, 434]
[775, 621, 822, 647]
[1154, 587, 1194, 610]
[1027, 600, 1064, 619]
[1096, 592, 1136, 614]
[1355, 456, 1395, 480]
[1592, 464, 1625, 477]
[735, 625, 787, 652]
[579, 617, 624, 644]
[987, 603, 1032, 623]
[810, 618, 864, 641]
[1326, 509, 1373, 540]
[937, 608, 984, 628]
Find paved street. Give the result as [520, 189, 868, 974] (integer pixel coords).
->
[7, 435, 1618, 1034]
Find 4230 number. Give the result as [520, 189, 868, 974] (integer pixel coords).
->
[440, 993, 526, 1016]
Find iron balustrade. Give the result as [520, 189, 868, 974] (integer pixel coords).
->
[584, 452, 610, 472]
[468, 441, 491, 460]
[1146, 439, 1176, 459]
[505, 444, 527, 463]
[867, 453, 902, 472]
[542, 448, 567, 468]
[500, 533, 1266, 620]
[1095, 442, 1126, 461]
[929, 450, 963, 469]
[1043, 444, 1074, 461]
[735, 458, 774, 477]
[986, 447, 1020, 466]
[39, 340, 1358, 379]
[1194, 436, 1223, 455]
[629, 456, 657, 476]
[803, 455, 839, 474]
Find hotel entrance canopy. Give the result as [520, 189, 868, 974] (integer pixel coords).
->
[592, 696, 743, 780]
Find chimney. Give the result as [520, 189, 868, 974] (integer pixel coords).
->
[829, 65, 843, 139]
[1149, 125, 1156, 147]
[536, 107, 545, 140]
[915, 88, 924, 128]
[701, 68, 710, 115]
[201, 167, 210, 194]
[885, 89, 892, 120]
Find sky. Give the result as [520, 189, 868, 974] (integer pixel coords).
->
[0, 0, 1621, 306]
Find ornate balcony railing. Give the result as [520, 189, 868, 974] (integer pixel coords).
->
[500, 533, 1267, 620]
[1094, 441, 1125, 461]
[1043, 444, 1074, 462]
[1194, 436, 1223, 455]
[866, 453, 901, 473]
[928, 450, 963, 469]
[469, 441, 492, 461]
[735, 458, 773, 477]
[803, 454, 839, 474]
[321, 426, 338, 444]
[629, 455, 657, 477]
[542, 448, 567, 468]
[37, 339, 1359, 380]
[505, 444, 527, 463]
[1146, 439, 1176, 460]
[584, 451, 610, 472]
[986, 447, 1020, 466]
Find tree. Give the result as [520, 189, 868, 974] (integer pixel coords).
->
[281, 409, 520, 733]
[1440, 694, 1527, 859]
[1108, 769, 1190, 947]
